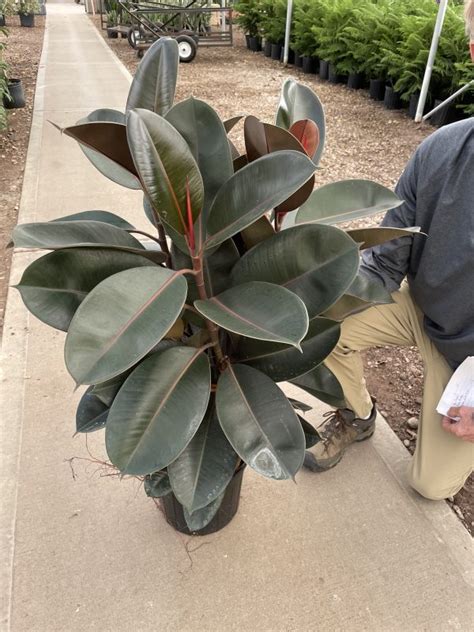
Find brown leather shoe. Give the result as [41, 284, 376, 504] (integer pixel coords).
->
[304, 402, 377, 472]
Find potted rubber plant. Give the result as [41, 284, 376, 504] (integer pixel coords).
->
[13, 39, 412, 536]
[17, 0, 39, 26]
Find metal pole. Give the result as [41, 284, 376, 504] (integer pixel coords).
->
[283, 0, 293, 66]
[422, 80, 474, 120]
[415, 0, 449, 122]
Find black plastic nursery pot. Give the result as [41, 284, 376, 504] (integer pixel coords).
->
[280, 48, 295, 64]
[0, 14, 5, 27]
[347, 72, 364, 90]
[248, 36, 261, 52]
[245, 34, 250, 49]
[319, 59, 329, 80]
[19, 12, 35, 27]
[369, 78, 385, 101]
[4, 79, 25, 109]
[263, 40, 272, 57]
[328, 64, 345, 84]
[302, 56, 317, 74]
[408, 92, 433, 119]
[271, 43, 282, 61]
[107, 27, 119, 38]
[383, 85, 403, 110]
[294, 52, 303, 68]
[428, 99, 462, 127]
[160, 463, 246, 535]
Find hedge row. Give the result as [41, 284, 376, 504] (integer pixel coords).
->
[235, 0, 473, 114]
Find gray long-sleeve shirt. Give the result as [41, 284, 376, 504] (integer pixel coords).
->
[361, 118, 474, 368]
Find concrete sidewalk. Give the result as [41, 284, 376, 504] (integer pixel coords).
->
[1, 4, 472, 631]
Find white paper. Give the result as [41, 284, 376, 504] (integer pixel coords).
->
[437, 356, 474, 418]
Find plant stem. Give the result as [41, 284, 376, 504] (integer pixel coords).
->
[192, 255, 226, 368]
[156, 222, 171, 266]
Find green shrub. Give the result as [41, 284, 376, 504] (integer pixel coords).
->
[234, 0, 261, 37]
[257, 0, 286, 44]
[292, 0, 324, 57]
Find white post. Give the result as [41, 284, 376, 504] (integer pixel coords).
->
[415, 0, 449, 122]
[283, 0, 293, 66]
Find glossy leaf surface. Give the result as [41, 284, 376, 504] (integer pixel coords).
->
[346, 226, 421, 250]
[275, 79, 325, 164]
[195, 281, 308, 347]
[144, 470, 172, 498]
[126, 37, 179, 116]
[289, 119, 320, 158]
[231, 224, 359, 318]
[184, 493, 224, 531]
[240, 215, 274, 250]
[127, 109, 204, 234]
[290, 364, 345, 408]
[236, 317, 340, 381]
[298, 415, 320, 449]
[65, 267, 187, 385]
[296, 180, 402, 225]
[15, 248, 156, 332]
[74, 108, 140, 190]
[166, 97, 233, 219]
[12, 220, 143, 250]
[216, 364, 305, 480]
[62, 120, 140, 188]
[168, 400, 239, 512]
[76, 387, 109, 433]
[105, 347, 211, 475]
[223, 115, 243, 133]
[51, 210, 135, 230]
[205, 150, 315, 250]
[323, 273, 393, 321]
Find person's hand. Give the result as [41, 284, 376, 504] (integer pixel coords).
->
[442, 406, 474, 443]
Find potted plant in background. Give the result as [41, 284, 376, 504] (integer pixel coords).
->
[235, 0, 261, 52]
[293, 0, 321, 73]
[312, 0, 352, 84]
[0, 0, 14, 26]
[12, 38, 413, 536]
[17, 0, 39, 27]
[0, 36, 9, 130]
[106, 8, 119, 38]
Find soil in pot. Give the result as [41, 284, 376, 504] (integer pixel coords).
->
[384, 85, 403, 110]
[248, 36, 261, 52]
[369, 78, 385, 101]
[4, 79, 25, 109]
[271, 43, 282, 61]
[263, 40, 272, 57]
[347, 72, 364, 90]
[160, 463, 246, 535]
[319, 59, 329, 80]
[302, 56, 317, 74]
[19, 13, 35, 27]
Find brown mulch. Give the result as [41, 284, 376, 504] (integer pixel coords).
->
[0, 15, 45, 334]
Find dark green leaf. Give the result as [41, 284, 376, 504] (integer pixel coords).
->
[166, 97, 233, 220]
[168, 399, 239, 512]
[290, 364, 345, 409]
[296, 180, 402, 225]
[298, 415, 320, 449]
[195, 281, 308, 347]
[205, 151, 316, 250]
[144, 470, 172, 498]
[183, 493, 224, 532]
[15, 248, 157, 332]
[323, 273, 393, 321]
[76, 387, 109, 433]
[289, 398, 312, 413]
[51, 210, 135, 230]
[275, 79, 325, 165]
[236, 317, 340, 381]
[126, 37, 179, 116]
[73, 108, 140, 190]
[231, 224, 359, 318]
[105, 347, 211, 475]
[240, 215, 275, 250]
[65, 267, 187, 385]
[346, 226, 421, 250]
[126, 109, 204, 234]
[12, 220, 143, 250]
[216, 364, 305, 480]
[223, 115, 243, 133]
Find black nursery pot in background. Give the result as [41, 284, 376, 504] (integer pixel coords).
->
[302, 56, 317, 74]
[19, 13, 35, 27]
[384, 85, 403, 110]
[248, 36, 261, 52]
[263, 40, 272, 57]
[4, 79, 25, 109]
[279, 48, 295, 64]
[271, 43, 282, 61]
[347, 72, 364, 90]
[294, 51, 303, 68]
[160, 464, 246, 536]
[328, 64, 345, 84]
[0, 14, 5, 27]
[319, 59, 329, 80]
[408, 92, 434, 119]
[369, 78, 386, 101]
[245, 34, 251, 49]
[107, 27, 118, 38]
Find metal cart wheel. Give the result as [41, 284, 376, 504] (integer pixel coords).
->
[127, 26, 142, 50]
[176, 34, 197, 63]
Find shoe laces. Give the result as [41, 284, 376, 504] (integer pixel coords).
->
[317, 409, 351, 445]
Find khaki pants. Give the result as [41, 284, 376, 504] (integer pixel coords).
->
[324, 284, 473, 500]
